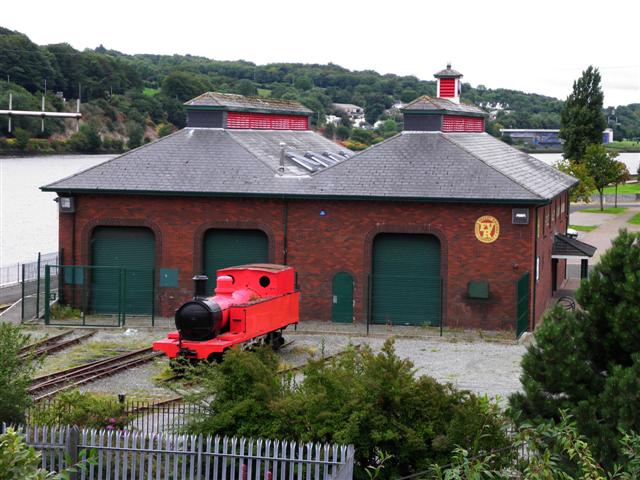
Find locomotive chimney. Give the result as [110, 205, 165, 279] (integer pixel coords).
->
[193, 275, 209, 299]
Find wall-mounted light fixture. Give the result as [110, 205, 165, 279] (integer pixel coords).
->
[57, 196, 75, 213]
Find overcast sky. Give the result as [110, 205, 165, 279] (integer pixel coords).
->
[4, 0, 639, 106]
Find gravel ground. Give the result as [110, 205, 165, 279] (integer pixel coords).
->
[283, 332, 526, 400]
[23, 325, 527, 402]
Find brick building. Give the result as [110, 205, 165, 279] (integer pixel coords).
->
[43, 65, 586, 333]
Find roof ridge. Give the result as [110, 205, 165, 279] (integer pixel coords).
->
[441, 133, 544, 200]
[310, 132, 403, 177]
[40, 128, 186, 191]
[224, 130, 286, 175]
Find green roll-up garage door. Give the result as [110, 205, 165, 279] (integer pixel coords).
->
[91, 227, 155, 315]
[372, 233, 441, 326]
[203, 229, 269, 294]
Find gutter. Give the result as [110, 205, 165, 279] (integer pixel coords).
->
[40, 187, 551, 206]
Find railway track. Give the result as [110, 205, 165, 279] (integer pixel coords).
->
[30, 347, 163, 402]
[20, 331, 96, 359]
[279, 343, 362, 374]
[20, 331, 74, 354]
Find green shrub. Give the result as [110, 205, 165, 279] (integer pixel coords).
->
[68, 124, 102, 152]
[0, 324, 35, 425]
[156, 122, 174, 138]
[13, 128, 30, 150]
[183, 340, 509, 478]
[29, 390, 128, 429]
[0, 427, 96, 480]
[49, 303, 81, 320]
[0, 428, 49, 480]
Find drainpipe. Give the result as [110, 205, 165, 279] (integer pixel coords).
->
[532, 206, 538, 330]
[282, 198, 289, 265]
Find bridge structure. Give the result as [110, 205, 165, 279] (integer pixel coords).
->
[0, 93, 82, 133]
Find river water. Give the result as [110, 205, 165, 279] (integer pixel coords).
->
[1, 152, 639, 267]
[0, 154, 116, 266]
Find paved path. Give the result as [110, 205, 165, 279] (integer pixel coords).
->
[569, 206, 640, 266]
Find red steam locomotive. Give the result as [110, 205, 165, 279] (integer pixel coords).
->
[152, 264, 300, 362]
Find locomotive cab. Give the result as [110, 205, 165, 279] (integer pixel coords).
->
[152, 264, 300, 361]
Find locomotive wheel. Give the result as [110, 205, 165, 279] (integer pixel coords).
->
[267, 331, 285, 350]
[207, 352, 225, 363]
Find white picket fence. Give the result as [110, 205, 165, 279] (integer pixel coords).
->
[15, 424, 355, 480]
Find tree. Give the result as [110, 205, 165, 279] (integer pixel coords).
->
[322, 122, 335, 139]
[336, 125, 351, 141]
[126, 122, 144, 150]
[509, 230, 640, 467]
[293, 75, 313, 91]
[68, 124, 101, 153]
[612, 161, 630, 208]
[555, 158, 595, 203]
[13, 128, 30, 150]
[236, 79, 257, 96]
[583, 144, 619, 210]
[161, 71, 211, 102]
[560, 66, 606, 162]
[0, 324, 35, 425]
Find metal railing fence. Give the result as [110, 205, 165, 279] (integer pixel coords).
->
[45, 264, 155, 327]
[1, 251, 58, 286]
[4, 424, 355, 480]
[27, 398, 205, 436]
[19, 252, 60, 321]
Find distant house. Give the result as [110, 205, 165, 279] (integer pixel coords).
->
[332, 103, 367, 128]
[325, 114, 342, 126]
[332, 103, 364, 116]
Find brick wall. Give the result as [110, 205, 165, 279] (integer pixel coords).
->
[533, 192, 569, 326]
[59, 194, 549, 331]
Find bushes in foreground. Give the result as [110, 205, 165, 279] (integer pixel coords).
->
[0, 324, 35, 425]
[509, 230, 640, 468]
[181, 339, 510, 478]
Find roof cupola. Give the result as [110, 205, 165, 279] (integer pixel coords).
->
[434, 63, 463, 104]
[400, 63, 487, 133]
[184, 92, 313, 130]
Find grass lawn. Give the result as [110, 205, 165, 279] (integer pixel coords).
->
[143, 87, 160, 96]
[570, 224, 597, 232]
[607, 140, 640, 150]
[629, 212, 640, 225]
[257, 88, 271, 97]
[580, 207, 628, 214]
[602, 183, 640, 194]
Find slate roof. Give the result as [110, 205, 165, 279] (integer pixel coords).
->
[42, 129, 345, 195]
[42, 129, 576, 204]
[434, 64, 463, 78]
[402, 96, 486, 116]
[185, 92, 312, 115]
[553, 234, 597, 258]
[306, 132, 575, 201]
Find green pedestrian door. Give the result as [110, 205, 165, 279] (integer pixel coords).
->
[516, 272, 530, 337]
[332, 272, 354, 323]
[203, 229, 269, 294]
[371, 234, 441, 326]
[91, 227, 155, 315]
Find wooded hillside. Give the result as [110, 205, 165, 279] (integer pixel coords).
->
[0, 26, 638, 152]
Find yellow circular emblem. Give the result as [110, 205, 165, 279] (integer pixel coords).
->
[475, 216, 500, 243]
